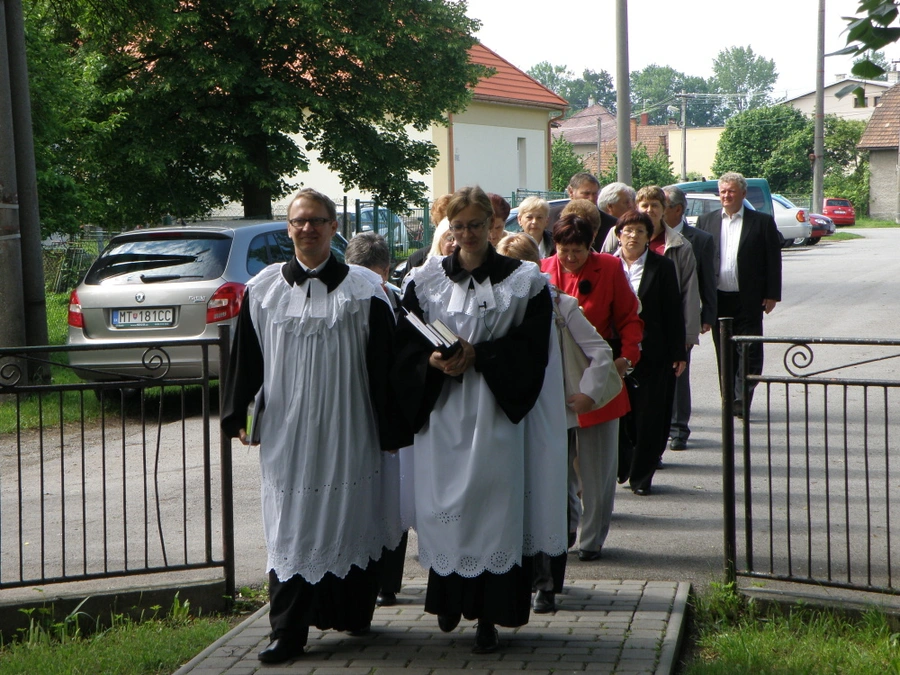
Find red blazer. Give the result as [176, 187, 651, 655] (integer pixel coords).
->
[541, 252, 644, 426]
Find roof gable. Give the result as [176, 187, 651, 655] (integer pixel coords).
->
[783, 78, 891, 104]
[469, 43, 567, 111]
[859, 83, 900, 149]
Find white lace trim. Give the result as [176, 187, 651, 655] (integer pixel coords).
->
[248, 264, 382, 337]
[417, 531, 567, 578]
[411, 256, 545, 317]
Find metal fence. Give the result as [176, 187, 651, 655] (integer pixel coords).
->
[0, 330, 234, 597]
[721, 320, 900, 595]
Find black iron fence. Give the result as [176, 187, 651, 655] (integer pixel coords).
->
[721, 320, 900, 595]
[0, 329, 234, 598]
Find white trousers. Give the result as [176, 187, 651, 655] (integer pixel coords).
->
[574, 419, 619, 552]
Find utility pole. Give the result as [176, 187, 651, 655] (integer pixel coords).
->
[6, 0, 48, 349]
[680, 91, 688, 181]
[812, 0, 825, 215]
[0, 0, 28, 353]
[615, 0, 631, 184]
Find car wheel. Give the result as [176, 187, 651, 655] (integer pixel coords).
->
[808, 236, 821, 245]
[793, 237, 807, 246]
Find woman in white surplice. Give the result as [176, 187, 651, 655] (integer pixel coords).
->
[393, 186, 567, 654]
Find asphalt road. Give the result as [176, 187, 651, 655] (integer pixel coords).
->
[224, 228, 900, 593]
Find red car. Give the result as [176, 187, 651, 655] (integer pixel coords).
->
[822, 198, 855, 226]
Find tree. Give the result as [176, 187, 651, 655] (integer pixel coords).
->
[711, 46, 777, 115]
[527, 61, 573, 95]
[550, 137, 585, 192]
[853, 50, 890, 80]
[527, 62, 616, 114]
[629, 65, 724, 127]
[32, 0, 484, 226]
[838, 2, 900, 80]
[711, 105, 811, 194]
[599, 144, 675, 190]
[562, 69, 616, 113]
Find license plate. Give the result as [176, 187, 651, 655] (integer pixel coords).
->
[834, 210, 846, 214]
[113, 308, 174, 328]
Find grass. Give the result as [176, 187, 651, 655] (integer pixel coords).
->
[683, 583, 900, 674]
[853, 216, 900, 228]
[0, 595, 239, 675]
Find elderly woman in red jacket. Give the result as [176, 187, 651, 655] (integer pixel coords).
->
[540, 214, 644, 562]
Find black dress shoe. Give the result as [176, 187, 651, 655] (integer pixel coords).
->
[633, 487, 652, 496]
[578, 549, 602, 561]
[346, 623, 371, 637]
[376, 590, 397, 607]
[533, 590, 556, 614]
[438, 612, 461, 633]
[670, 438, 687, 451]
[656, 459, 666, 470]
[258, 637, 305, 664]
[472, 622, 499, 653]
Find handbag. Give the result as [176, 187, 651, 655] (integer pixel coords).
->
[552, 293, 623, 411]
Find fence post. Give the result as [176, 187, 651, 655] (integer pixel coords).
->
[218, 324, 236, 602]
[720, 318, 737, 586]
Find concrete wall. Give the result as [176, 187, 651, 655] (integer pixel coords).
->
[668, 127, 724, 181]
[868, 149, 899, 220]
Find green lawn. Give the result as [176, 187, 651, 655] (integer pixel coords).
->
[684, 584, 900, 674]
[853, 216, 900, 228]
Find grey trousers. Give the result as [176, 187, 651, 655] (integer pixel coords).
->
[670, 346, 693, 443]
[575, 419, 619, 553]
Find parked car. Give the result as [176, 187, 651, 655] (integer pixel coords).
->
[821, 198, 856, 226]
[505, 198, 572, 231]
[67, 220, 347, 381]
[798, 213, 836, 245]
[770, 194, 813, 246]
[684, 192, 756, 224]
[336, 206, 421, 255]
[676, 177, 774, 216]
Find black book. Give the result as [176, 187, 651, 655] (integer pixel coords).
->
[402, 309, 462, 358]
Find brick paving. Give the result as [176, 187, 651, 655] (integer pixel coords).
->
[173, 578, 690, 675]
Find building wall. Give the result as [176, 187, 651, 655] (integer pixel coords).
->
[868, 149, 898, 220]
[668, 127, 724, 181]
[435, 100, 552, 197]
[788, 84, 890, 122]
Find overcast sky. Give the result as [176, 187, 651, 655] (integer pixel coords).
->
[463, 0, 900, 101]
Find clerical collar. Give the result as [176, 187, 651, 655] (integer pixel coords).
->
[282, 254, 348, 292]
[442, 244, 520, 285]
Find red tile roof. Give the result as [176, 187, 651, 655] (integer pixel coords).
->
[469, 43, 568, 111]
[859, 83, 900, 149]
[552, 104, 617, 145]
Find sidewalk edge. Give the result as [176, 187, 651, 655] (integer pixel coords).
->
[171, 603, 270, 675]
[655, 581, 691, 675]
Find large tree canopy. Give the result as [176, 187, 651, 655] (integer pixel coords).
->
[629, 65, 725, 127]
[29, 0, 483, 228]
[527, 61, 616, 115]
[711, 46, 777, 116]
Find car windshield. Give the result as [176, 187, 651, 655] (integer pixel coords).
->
[827, 199, 851, 207]
[85, 234, 232, 284]
[772, 195, 797, 209]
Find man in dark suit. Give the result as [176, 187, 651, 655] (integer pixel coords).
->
[696, 172, 781, 415]
[663, 185, 717, 449]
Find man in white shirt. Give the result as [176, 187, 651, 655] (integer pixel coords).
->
[696, 173, 782, 417]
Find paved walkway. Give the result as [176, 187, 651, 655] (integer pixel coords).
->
[173, 578, 690, 675]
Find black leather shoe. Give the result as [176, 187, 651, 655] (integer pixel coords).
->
[578, 549, 602, 562]
[346, 623, 371, 637]
[670, 438, 687, 451]
[258, 637, 305, 664]
[438, 612, 461, 633]
[633, 487, 652, 496]
[533, 590, 556, 614]
[376, 591, 397, 607]
[472, 622, 499, 653]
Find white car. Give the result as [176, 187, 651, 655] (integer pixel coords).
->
[685, 193, 811, 248]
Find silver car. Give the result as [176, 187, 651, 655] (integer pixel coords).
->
[67, 220, 347, 381]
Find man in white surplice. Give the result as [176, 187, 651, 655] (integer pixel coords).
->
[222, 188, 408, 665]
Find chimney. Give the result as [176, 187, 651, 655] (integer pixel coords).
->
[640, 112, 649, 125]
[888, 70, 900, 84]
[835, 73, 846, 81]
[588, 96, 595, 107]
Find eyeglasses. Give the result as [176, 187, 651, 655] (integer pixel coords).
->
[289, 217, 332, 228]
[619, 228, 647, 238]
[448, 221, 486, 234]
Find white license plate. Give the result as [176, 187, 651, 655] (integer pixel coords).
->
[113, 307, 174, 328]
[834, 210, 846, 214]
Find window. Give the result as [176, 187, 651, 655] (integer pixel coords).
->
[853, 97, 868, 108]
[874, 96, 881, 107]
